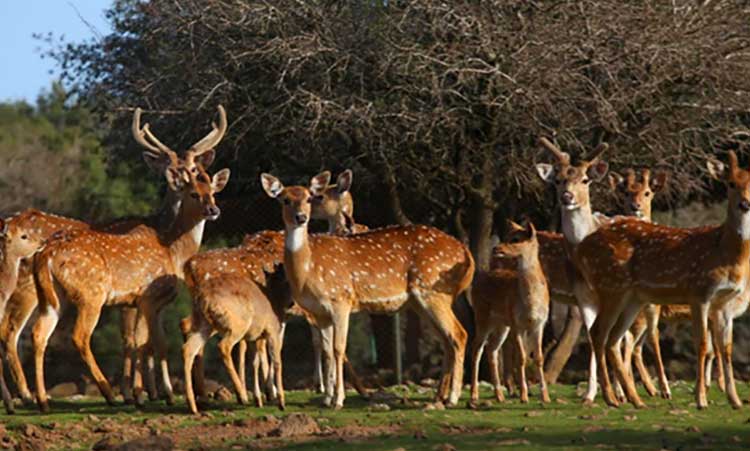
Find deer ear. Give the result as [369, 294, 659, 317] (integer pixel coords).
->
[194, 149, 216, 169]
[536, 163, 555, 182]
[587, 160, 609, 181]
[707, 159, 726, 181]
[0, 219, 6, 238]
[310, 171, 332, 196]
[336, 169, 353, 194]
[165, 167, 185, 191]
[261, 173, 284, 198]
[211, 169, 231, 193]
[651, 171, 669, 192]
[608, 172, 624, 192]
[143, 152, 170, 172]
[507, 219, 525, 233]
[526, 221, 537, 238]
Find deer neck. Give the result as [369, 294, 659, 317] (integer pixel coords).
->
[721, 208, 750, 262]
[283, 224, 312, 298]
[160, 193, 206, 278]
[561, 201, 597, 245]
[516, 251, 546, 300]
[327, 214, 347, 235]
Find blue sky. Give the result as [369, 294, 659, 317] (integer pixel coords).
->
[0, 1, 112, 102]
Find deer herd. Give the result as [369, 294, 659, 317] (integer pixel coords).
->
[0, 105, 748, 416]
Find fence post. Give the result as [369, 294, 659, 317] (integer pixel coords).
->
[394, 312, 402, 385]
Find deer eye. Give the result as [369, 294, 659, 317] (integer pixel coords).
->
[644, 191, 651, 197]
[20, 234, 28, 240]
[582, 178, 591, 184]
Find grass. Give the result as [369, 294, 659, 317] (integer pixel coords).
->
[2, 381, 750, 450]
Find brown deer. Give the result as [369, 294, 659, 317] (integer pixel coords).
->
[182, 231, 288, 414]
[30, 106, 230, 412]
[0, 209, 167, 407]
[262, 171, 474, 408]
[0, 216, 47, 412]
[571, 150, 750, 409]
[532, 137, 610, 404]
[470, 220, 550, 407]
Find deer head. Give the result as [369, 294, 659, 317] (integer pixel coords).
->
[0, 216, 45, 264]
[310, 170, 356, 234]
[132, 106, 231, 221]
[536, 137, 609, 212]
[608, 168, 668, 220]
[261, 171, 331, 229]
[707, 150, 750, 238]
[493, 220, 539, 261]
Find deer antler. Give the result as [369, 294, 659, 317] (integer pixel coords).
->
[587, 142, 609, 162]
[132, 108, 179, 166]
[539, 137, 570, 165]
[728, 150, 739, 174]
[186, 105, 228, 163]
[641, 168, 651, 187]
[624, 168, 636, 189]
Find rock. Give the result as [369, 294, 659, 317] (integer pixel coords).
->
[423, 401, 445, 411]
[623, 415, 637, 422]
[203, 379, 222, 394]
[432, 444, 456, 451]
[419, 378, 437, 387]
[15, 439, 45, 451]
[525, 410, 543, 417]
[686, 425, 701, 433]
[22, 425, 42, 439]
[93, 421, 118, 434]
[270, 413, 320, 438]
[84, 383, 102, 396]
[48, 382, 79, 398]
[369, 403, 391, 412]
[115, 436, 173, 451]
[214, 386, 233, 402]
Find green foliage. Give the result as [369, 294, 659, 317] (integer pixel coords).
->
[0, 82, 156, 221]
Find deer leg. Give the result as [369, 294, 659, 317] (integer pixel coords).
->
[153, 305, 174, 405]
[422, 293, 467, 406]
[183, 326, 210, 415]
[607, 301, 645, 408]
[32, 307, 59, 412]
[502, 344, 516, 398]
[691, 301, 711, 409]
[712, 309, 741, 409]
[488, 327, 510, 402]
[575, 284, 599, 404]
[2, 290, 36, 405]
[613, 335, 626, 403]
[218, 333, 249, 405]
[310, 324, 325, 394]
[469, 325, 490, 408]
[514, 330, 529, 404]
[251, 341, 264, 407]
[646, 312, 671, 399]
[331, 306, 351, 409]
[237, 339, 247, 394]
[120, 307, 137, 404]
[0, 347, 13, 414]
[591, 307, 620, 408]
[319, 323, 335, 407]
[259, 338, 276, 401]
[710, 329, 726, 392]
[534, 322, 550, 404]
[72, 304, 115, 405]
[267, 330, 285, 410]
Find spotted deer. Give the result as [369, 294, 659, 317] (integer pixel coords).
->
[0, 209, 169, 408]
[571, 150, 750, 409]
[470, 221, 550, 407]
[607, 168, 694, 400]
[30, 106, 231, 412]
[533, 137, 610, 404]
[182, 231, 288, 414]
[262, 171, 474, 408]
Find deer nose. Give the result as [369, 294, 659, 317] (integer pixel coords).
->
[630, 202, 641, 212]
[295, 213, 308, 225]
[561, 191, 575, 205]
[205, 205, 221, 219]
[739, 199, 750, 212]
